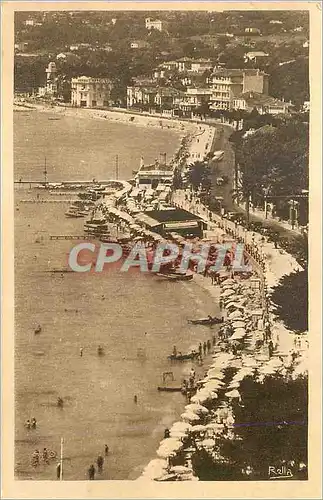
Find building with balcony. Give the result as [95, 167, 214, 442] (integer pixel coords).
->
[244, 51, 269, 63]
[173, 87, 213, 114]
[135, 156, 174, 189]
[208, 68, 269, 110]
[130, 40, 150, 49]
[245, 27, 261, 34]
[71, 76, 112, 108]
[145, 17, 164, 31]
[127, 85, 158, 108]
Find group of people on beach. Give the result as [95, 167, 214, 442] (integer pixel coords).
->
[87, 445, 109, 480]
[79, 345, 104, 357]
[31, 447, 56, 468]
[25, 417, 37, 430]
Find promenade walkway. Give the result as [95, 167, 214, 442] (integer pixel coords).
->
[172, 189, 306, 355]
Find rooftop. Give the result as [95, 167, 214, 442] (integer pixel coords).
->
[211, 68, 268, 77]
[144, 208, 202, 223]
[236, 91, 294, 108]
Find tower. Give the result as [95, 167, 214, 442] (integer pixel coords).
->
[45, 62, 58, 95]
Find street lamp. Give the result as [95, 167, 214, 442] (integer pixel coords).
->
[263, 186, 270, 219]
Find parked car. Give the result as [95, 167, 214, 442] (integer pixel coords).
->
[213, 150, 224, 161]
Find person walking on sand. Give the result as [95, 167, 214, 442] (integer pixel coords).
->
[203, 342, 207, 356]
[104, 444, 109, 456]
[207, 339, 211, 353]
[134, 395, 138, 404]
[96, 454, 104, 473]
[198, 343, 202, 357]
[31, 417, 37, 429]
[88, 464, 95, 480]
[56, 462, 61, 479]
[80, 347, 83, 357]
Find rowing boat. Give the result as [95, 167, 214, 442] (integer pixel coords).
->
[188, 317, 223, 326]
[156, 272, 193, 281]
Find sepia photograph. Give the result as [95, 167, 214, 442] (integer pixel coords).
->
[1, 2, 322, 497]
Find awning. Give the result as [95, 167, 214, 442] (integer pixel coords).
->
[129, 188, 140, 198]
[164, 221, 199, 230]
[145, 188, 155, 197]
[135, 213, 161, 228]
[156, 184, 165, 192]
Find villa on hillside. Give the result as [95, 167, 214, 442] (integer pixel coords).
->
[232, 92, 295, 115]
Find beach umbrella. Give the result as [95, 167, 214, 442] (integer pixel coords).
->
[221, 278, 236, 285]
[156, 447, 176, 459]
[185, 403, 209, 415]
[222, 284, 238, 291]
[189, 424, 207, 433]
[205, 422, 225, 430]
[259, 365, 279, 375]
[242, 358, 259, 368]
[228, 311, 244, 320]
[170, 430, 187, 439]
[226, 302, 245, 310]
[200, 438, 216, 448]
[231, 321, 246, 329]
[204, 379, 225, 388]
[206, 374, 226, 382]
[232, 368, 254, 381]
[229, 333, 244, 341]
[207, 368, 225, 378]
[233, 327, 246, 335]
[141, 459, 168, 479]
[221, 289, 235, 298]
[225, 389, 241, 399]
[227, 381, 240, 389]
[191, 390, 217, 404]
[171, 422, 192, 432]
[181, 411, 200, 422]
[156, 439, 183, 458]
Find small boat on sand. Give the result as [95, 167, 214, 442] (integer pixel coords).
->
[157, 271, 193, 281]
[167, 352, 199, 361]
[157, 386, 183, 392]
[65, 211, 84, 218]
[188, 316, 223, 326]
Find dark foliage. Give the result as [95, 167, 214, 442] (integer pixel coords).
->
[271, 271, 308, 332]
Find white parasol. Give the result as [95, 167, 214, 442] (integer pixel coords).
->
[221, 289, 236, 298]
[200, 438, 216, 448]
[171, 422, 192, 432]
[225, 389, 241, 399]
[221, 278, 236, 286]
[185, 403, 209, 415]
[181, 411, 201, 422]
[140, 459, 168, 479]
[189, 424, 207, 433]
[228, 311, 244, 320]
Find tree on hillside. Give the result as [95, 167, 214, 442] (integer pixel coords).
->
[229, 373, 308, 478]
[191, 373, 308, 480]
[269, 57, 309, 107]
[271, 270, 308, 332]
[231, 121, 309, 221]
[187, 161, 211, 192]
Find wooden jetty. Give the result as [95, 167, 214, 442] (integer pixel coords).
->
[19, 199, 74, 203]
[49, 235, 92, 240]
